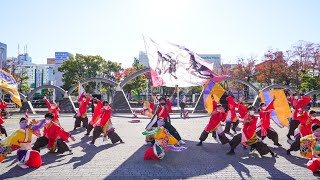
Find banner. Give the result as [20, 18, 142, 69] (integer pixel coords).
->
[203, 79, 225, 114]
[259, 89, 291, 127]
[0, 69, 22, 106]
[77, 82, 85, 101]
[143, 36, 228, 87]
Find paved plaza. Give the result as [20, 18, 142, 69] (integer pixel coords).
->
[1, 113, 320, 179]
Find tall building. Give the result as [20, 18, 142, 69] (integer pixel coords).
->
[198, 54, 221, 73]
[138, 51, 149, 67]
[15, 64, 55, 90]
[17, 53, 32, 65]
[0, 42, 7, 68]
[54, 52, 73, 87]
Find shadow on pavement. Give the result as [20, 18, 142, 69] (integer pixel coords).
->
[0, 151, 71, 179]
[106, 140, 297, 179]
[47, 135, 118, 169]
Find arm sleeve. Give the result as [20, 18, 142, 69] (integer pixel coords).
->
[30, 119, 46, 131]
[221, 112, 228, 122]
[238, 104, 248, 118]
[212, 100, 217, 111]
[85, 98, 91, 106]
[266, 100, 275, 111]
[301, 96, 311, 106]
[44, 99, 51, 109]
[57, 127, 71, 141]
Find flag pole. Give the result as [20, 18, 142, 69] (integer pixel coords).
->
[176, 85, 179, 109]
[192, 86, 204, 114]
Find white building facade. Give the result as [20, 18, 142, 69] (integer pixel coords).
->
[15, 64, 55, 90]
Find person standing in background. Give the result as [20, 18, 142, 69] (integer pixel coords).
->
[180, 95, 186, 119]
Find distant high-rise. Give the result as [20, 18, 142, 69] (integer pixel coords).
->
[17, 53, 32, 65]
[54, 52, 73, 87]
[0, 42, 7, 68]
[138, 51, 149, 67]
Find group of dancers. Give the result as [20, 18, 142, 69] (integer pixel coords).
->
[0, 90, 320, 173]
[141, 91, 320, 173]
[0, 93, 123, 169]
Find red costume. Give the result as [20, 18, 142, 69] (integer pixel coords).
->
[43, 122, 70, 150]
[298, 113, 320, 137]
[157, 105, 169, 119]
[95, 106, 112, 128]
[238, 103, 248, 119]
[289, 96, 311, 120]
[90, 100, 103, 125]
[0, 114, 4, 125]
[258, 100, 275, 136]
[77, 94, 91, 118]
[243, 115, 258, 140]
[0, 101, 7, 111]
[44, 99, 60, 123]
[226, 96, 238, 122]
[204, 101, 228, 133]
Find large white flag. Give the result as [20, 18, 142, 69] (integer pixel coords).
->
[143, 36, 225, 87]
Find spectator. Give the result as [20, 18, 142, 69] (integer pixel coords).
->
[180, 95, 187, 119]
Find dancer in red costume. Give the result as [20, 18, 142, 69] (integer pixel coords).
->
[32, 113, 76, 154]
[44, 97, 60, 125]
[0, 113, 7, 140]
[197, 100, 229, 146]
[287, 93, 311, 140]
[287, 110, 320, 155]
[90, 101, 123, 145]
[85, 98, 103, 136]
[227, 106, 277, 157]
[299, 124, 320, 174]
[224, 95, 240, 135]
[74, 93, 91, 130]
[256, 97, 282, 146]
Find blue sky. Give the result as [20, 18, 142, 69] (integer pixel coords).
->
[1, 0, 319, 67]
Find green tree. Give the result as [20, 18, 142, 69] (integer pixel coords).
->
[58, 54, 118, 94]
[300, 72, 320, 92]
[122, 59, 147, 101]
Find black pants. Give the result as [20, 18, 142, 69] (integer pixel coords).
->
[224, 120, 239, 133]
[92, 126, 103, 143]
[287, 120, 300, 136]
[32, 136, 70, 153]
[0, 125, 7, 137]
[288, 135, 301, 152]
[74, 116, 88, 129]
[229, 133, 272, 156]
[87, 124, 94, 134]
[152, 119, 182, 141]
[92, 126, 122, 144]
[256, 128, 279, 144]
[180, 108, 185, 118]
[199, 130, 230, 144]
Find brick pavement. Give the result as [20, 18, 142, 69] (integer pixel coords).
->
[0, 113, 319, 179]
